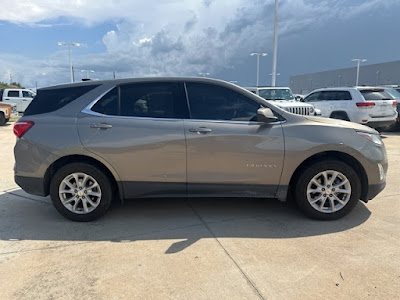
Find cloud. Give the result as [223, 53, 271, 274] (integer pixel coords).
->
[0, 0, 398, 88]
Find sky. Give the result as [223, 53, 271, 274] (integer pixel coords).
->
[0, 0, 400, 89]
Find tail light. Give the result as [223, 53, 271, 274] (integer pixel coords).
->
[356, 102, 375, 107]
[393, 101, 398, 106]
[14, 121, 35, 138]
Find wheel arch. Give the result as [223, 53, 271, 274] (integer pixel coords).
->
[44, 154, 124, 202]
[329, 111, 350, 121]
[288, 151, 369, 202]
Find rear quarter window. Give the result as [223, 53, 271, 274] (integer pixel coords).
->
[24, 85, 100, 116]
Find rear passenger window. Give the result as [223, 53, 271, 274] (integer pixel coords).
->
[336, 91, 352, 100]
[7, 91, 19, 97]
[320, 91, 352, 101]
[91, 88, 118, 116]
[119, 82, 188, 119]
[24, 85, 100, 116]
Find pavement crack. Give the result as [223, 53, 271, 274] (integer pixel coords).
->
[185, 199, 266, 300]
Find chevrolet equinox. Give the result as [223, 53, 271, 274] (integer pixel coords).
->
[13, 78, 388, 221]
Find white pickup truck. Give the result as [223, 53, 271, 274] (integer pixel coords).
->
[245, 86, 321, 116]
[0, 88, 35, 113]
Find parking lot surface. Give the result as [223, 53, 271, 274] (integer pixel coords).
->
[0, 122, 399, 299]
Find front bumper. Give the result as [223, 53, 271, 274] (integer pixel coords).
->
[15, 175, 48, 197]
[363, 181, 386, 202]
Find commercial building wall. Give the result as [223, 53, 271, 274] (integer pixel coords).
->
[290, 60, 400, 95]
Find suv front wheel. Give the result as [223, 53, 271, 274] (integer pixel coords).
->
[50, 163, 113, 222]
[294, 160, 361, 220]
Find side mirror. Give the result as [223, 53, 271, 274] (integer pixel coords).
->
[295, 96, 301, 101]
[257, 107, 279, 123]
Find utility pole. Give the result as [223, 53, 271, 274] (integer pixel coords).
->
[113, 71, 116, 79]
[271, 0, 279, 87]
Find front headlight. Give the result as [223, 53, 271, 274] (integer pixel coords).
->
[357, 131, 383, 146]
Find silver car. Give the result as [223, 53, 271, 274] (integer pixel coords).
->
[13, 77, 387, 221]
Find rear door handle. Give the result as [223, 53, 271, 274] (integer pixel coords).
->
[90, 123, 112, 129]
[189, 127, 212, 133]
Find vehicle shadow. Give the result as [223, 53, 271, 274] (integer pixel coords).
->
[0, 189, 371, 253]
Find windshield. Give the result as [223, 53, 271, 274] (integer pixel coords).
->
[258, 89, 294, 100]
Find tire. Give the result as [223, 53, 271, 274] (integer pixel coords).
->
[50, 163, 114, 222]
[0, 112, 5, 126]
[330, 112, 349, 121]
[294, 159, 361, 220]
[387, 122, 400, 132]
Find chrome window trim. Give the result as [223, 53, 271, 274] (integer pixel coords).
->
[81, 84, 285, 125]
[81, 86, 117, 115]
[184, 118, 286, 125]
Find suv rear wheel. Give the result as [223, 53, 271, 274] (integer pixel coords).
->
[294, 160, 361, 220]
[0, 112, 6, 126]
[50, 163, 113, 222]
[330, 112, 350, 121]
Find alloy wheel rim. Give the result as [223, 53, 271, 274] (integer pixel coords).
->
[306, 170, 352, 213]
[59, 172, 102, 214]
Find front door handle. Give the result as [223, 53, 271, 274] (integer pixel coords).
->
[189, 127, 212, 134]
[90, 123, 112, 129]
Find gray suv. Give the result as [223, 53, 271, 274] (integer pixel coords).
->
[14, 78, 387, 221]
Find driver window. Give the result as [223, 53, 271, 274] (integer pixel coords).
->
[186, 83, 261, 121]
[304, 92, 320, 102]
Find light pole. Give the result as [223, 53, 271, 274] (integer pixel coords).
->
[338, 74, 342, 86]
[351, 58, 367, 86]
[376, 70, 380, 86]
[81, 69, 94, 79]
[58, 42, 82, 83]
[271, 0, 279, 87]
[250, 53, 268, 86]
[198, 72, 210, 77]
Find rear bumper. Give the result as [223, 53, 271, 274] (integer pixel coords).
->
[364, 120, 396, 128]
[15, 175, 48, 197]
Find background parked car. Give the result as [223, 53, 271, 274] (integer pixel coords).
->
[302, 87, 398, 130]
[0, 103, 13, 125]
[1, 88, 36, 113]
[383, 87, 400, 131]
[245, 86, 321, 116]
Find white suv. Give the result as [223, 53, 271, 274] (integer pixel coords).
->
[245, 87, 320, 116]
[303, 87, 398, 129]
